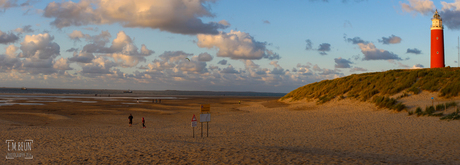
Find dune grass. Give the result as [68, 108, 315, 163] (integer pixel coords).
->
[281, 68, 460, 106]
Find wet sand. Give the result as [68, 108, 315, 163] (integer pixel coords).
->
[1, 94, 459, 164]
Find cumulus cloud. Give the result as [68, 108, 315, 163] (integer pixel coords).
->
[71, 31, 154, 67]
[221, 65, 239, 74]
[43, 0, 229, 35]
[0, 45, 20, 72]
[0, 30, 19, 44]
[378, 35, 402, 44]
[14, 25, 34, 33]
[68, 30, 90, 42]
[18, 33, 60, 59]
[411, 64, 424, 69]
[400, 0, 435, 15]
[197, 52, 213, 62]
[79, 56, 119, 78]
[148, 51, 208, 74]
[69, 51, 95, 63]
[350, 67, 367, 72]
[358, 43, 402, 61]
[334, 57, 352, 68]
[406, 48, 422, 54]
[217, 59, 227, 65]
[197, 30, 280, 60]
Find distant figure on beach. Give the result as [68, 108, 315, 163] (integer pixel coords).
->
[159, 99, 161, 103]
[239, 101, 241, 104]
[142, 117, 146, 128]
[128, 114, 133, 127]
[137, 99, 139, 103]
[95, 94, 97, 97]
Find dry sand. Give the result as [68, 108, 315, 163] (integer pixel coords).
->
[0, 93, 460, 164]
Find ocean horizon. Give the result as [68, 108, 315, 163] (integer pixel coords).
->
[0, 87, 286, 97]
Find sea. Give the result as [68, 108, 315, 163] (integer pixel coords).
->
[0, 88, 286, 97]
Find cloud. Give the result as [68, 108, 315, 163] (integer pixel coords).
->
[350, 67, 367, 72]
[439, 1, 460, 30]
[318, 43, 331, 55]
[68, 30, 90, 42]
[305, 39, 313, 50]
[197, 30, 280, 60]
[320, 68, 342, 76]
[66, 48, 78, 52]
[263, 20, 270, 24]
[221, 65, 239, 74]
[0, 45, 21, 71]
[343, 20, 352, 28]
[334, 57, 352, 68]
[197, 52, 213, 62]
[378, 35, 402, 44]
[43, 0, 229, 35]
[148, 51, 207, 74]
[18, 33, 60, 59]
[217, 59, 227, 65]
[53, 57, 72, 70]
[388, 60, 410, 68]
[406, 48, 422, 54]
[358, 43, 402, 61]
[79, 56, 118, 77]
[411, 64, 424, 69]
[346, 37, 368, 44]
[0, 0, 18, 11]
[400, 0, 434, 16]
[73, 31, 154, 67]
[0, 30, 19, 44]
[14, 25, 34, 33]
[69, 51, 95, 63]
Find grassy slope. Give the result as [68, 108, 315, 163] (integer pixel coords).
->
[281, 67, 460, 104]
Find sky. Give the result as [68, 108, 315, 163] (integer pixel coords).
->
[0, 0, 459, 93]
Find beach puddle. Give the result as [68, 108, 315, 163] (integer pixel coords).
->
[80, 101, 97, 103]
[27, 100, 58, 103]
[0, 103, 44, 106]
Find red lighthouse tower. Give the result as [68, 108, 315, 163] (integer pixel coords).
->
[431, 10, 445, 68]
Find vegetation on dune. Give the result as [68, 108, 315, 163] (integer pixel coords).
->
[281, 68, 460, 103]
[282, 68, 460, 120]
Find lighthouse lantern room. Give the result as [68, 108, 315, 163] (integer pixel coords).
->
[431, 9, 445, 68]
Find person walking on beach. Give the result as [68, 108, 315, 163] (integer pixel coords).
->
[142, 117, 146, 128]
[128, 114, 133, 127]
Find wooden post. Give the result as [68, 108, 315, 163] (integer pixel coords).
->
[201, 122, 203, 138]
[207, 122, 209, 137]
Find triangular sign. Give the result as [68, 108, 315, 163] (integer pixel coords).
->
[191, 114, 197, 122]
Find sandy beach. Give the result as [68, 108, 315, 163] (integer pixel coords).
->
[1, 93, 460, 164]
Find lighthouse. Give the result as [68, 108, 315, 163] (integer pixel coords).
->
[431, 10, 445, 68]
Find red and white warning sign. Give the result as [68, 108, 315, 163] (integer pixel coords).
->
[191, 114, 197, 127]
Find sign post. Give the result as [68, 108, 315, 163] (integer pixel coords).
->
[200, 104, 211, 138]
[191, 114, 197, 138]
